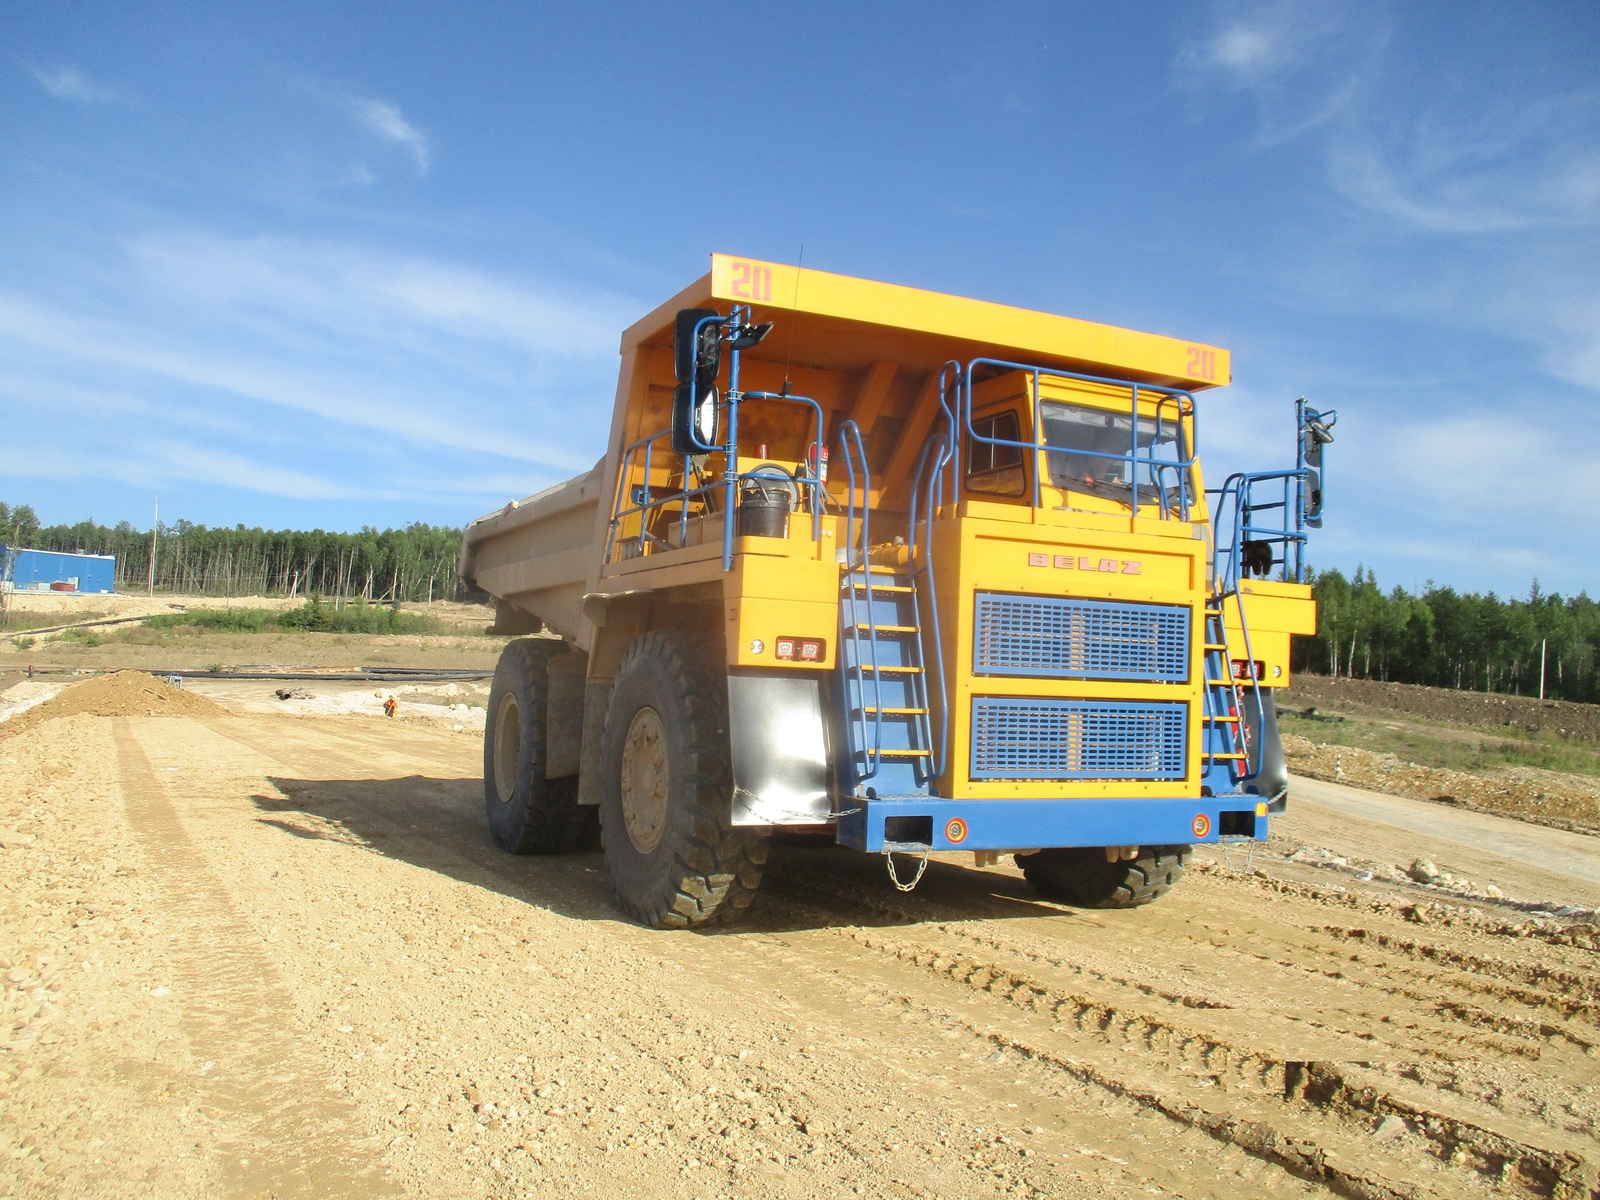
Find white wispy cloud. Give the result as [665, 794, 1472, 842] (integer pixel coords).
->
[30, 65, 119, 104]
[1330, 97, 1600, 235]
[128, 232, 628, 359]
[1173, 1, 1382, 142]
[345, 95, 431, 173]
[0, 229, 639, 511]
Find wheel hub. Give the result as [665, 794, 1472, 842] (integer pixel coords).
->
[492, 693, 521, 802]
[619, 706, 669, 854]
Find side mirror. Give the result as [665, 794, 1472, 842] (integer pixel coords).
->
[675, 308, 722, 386]
[672, 308, 726, 456]
[1303, 467, 1324, 527]
[1299, 405, 1335, 527]
[671, 382, 721, 455]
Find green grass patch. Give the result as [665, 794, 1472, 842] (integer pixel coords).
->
[143, 599, 439, 637]
[1279, 708, 1600, 780]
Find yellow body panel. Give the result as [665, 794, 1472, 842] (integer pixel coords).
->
[724, 552, 841, 669]
[933, 515, 1208, 800]
[1223, 579, 1316, 687]
[703, 255, 1230, 389]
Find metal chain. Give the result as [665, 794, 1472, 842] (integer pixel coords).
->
[884, 843, 930, 892]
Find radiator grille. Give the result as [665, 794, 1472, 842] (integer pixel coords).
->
[973, 593, 1190, 682]
[970, 697, 1187, 780]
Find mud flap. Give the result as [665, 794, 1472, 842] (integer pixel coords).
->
[1240, 689, 1289, 810]
[726, 672, 832, 826]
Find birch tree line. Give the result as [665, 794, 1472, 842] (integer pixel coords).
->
[1296, 567, 1600, 703]
[3, 503, 465, 605]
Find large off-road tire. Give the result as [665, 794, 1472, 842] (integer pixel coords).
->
[1015, 845, 1191, 908]
[598, 630, 768, 929]
[483, 638, 587, 854]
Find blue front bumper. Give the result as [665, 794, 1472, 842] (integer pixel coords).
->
[835, 796, 1268, 852]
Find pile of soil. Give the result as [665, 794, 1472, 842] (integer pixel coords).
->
[1283, 732, 1600, 833]
[0, 671, 221, 740]
[1285, 675, 1600, 742]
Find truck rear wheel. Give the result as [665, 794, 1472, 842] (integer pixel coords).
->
[1014, 845, 1190, 908]
[484, 638, 587, 854]
[598, 630, 768, 929]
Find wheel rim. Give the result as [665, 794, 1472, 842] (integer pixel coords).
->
[492, 693, 521, 802]
[619, 706, 669, 854]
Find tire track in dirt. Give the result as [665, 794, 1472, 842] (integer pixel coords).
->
[187, 713, 1337, 1199]
[727, 919, 1495, 1200]
[114, 719, 395, 1199]
[759, 861, 1600, 1200]
[183, 710, 1600, 1198]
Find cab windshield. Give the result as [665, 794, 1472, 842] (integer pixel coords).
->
[1039, 399, 1189, 508]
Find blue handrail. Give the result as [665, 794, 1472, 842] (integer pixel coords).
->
[905, 362, 961, 777]
[836, 420, 885, 781]
[603, 307, 829, 571]
[957, 358, 1199, 519]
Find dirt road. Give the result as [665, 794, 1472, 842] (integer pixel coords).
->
[3, 704, 1598, 1200]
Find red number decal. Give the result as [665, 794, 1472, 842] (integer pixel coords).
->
[728, 260, 771, 303]
[1185, 347, 1216, 381]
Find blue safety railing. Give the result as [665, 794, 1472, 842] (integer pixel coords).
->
[835, 420, 883, 779]
[1203, 400, 1335, 781]
[904, 363, 962, 775]
[949, 359, 1199, 520]
[1207, 399, 1336, 593]
[603, 306, 829, 572]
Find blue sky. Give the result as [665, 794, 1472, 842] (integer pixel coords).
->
[2, 1, 1597, 597]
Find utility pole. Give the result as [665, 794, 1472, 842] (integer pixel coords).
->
[1539, 638, 1547, 701]
[147, 496, 159, 597]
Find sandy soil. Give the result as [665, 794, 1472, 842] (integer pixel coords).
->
[2, 692, 1597, 1199]
[2, 591, 489, 625]
[0, 631, 504, 681]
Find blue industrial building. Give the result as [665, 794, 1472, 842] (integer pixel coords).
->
[0, 547, 117, 594]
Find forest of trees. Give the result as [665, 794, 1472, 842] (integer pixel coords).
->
[1, 501, 466, 605]
[4, 501, 1596, 703]
[1295, 567, 1598, 702]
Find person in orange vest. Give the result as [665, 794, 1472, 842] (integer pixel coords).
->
[383, 695, 397, 718]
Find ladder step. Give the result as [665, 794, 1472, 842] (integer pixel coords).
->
[852, 664, 923, 675]
[1205, 678, 1237, 687]
[853, 623, 919, 634]
[860, 706, 928, 715]
[1202, 714, 1241, 723]
[845, 582, 914, 593]
[1204, 642, 1229, 651]
[1203, 751, 1248, 761]
[872, 748, 931, 759]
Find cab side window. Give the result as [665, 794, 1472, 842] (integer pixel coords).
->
[966, 410, 1026, 497]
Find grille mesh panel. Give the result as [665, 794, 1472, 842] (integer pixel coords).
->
[970, 698, 1187, 780]
[973, 593, 1190, 682]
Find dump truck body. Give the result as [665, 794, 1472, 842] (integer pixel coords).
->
[461, 255, 1334, 925]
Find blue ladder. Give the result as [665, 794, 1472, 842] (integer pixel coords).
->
[1199, 599, 1252, 790]
[839, 566, 936, 797]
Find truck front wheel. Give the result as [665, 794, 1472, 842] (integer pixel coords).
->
[1014, 845, 1191, 908]
[484, 638, 587, 854]
[598, 630, 768, 929]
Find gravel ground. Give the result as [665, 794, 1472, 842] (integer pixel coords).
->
[1, 689, 1597, 1199]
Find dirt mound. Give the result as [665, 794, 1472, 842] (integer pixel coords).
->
[0, 671, 221, 739]
[1283, 732, 1600, 832]
[1286, 674, 1600, 742]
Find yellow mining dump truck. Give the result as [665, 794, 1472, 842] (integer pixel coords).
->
[460, 254, 1336, 928]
